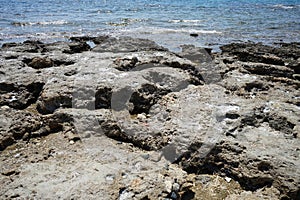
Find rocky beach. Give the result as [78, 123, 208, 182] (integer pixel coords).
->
[0, 36, 299, 199]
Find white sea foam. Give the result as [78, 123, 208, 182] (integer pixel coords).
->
[168, 19, 203, 24]
[119, 27, 222, 35]
[273, 4, 295, 9]
[36, 20, 69, 25]
[12, 20, 69, 26]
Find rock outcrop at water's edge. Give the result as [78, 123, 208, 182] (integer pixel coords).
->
[0, 37, 299, 199]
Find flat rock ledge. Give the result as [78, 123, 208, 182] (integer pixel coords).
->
[0, 37, 299, 199]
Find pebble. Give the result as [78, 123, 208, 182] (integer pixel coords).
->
[165, 180, 172, 193]
[105, 174, 115, 182]
[190, 33, 199, 37]
[1, 105, 10, 110]
[172, 183, 180, 192]
[141, 153, 150, 160]
[225, 177, 232, 183]
[137, 113, 147, 120]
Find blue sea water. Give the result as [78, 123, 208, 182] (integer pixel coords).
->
[0, 0, 299, 51]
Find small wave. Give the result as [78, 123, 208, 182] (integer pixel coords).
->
[11, 20, 69, 26]
[95, 9, 113, 14]
[107, 18, 148, 27]
[120, 27, 222, 35]
[272, 4, 296, 9]
[169, 19, 203, 24]
[107, 22, 129, 27]
[37, 20, 69, 25]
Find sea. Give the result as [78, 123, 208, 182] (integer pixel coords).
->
[0, 0, 299, 51]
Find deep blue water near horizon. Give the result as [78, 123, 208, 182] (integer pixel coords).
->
[0, 0, 299, 51]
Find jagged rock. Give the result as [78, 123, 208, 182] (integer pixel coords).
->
[37, 81, 73, 114]
[92, 36, 167, 53]
[63, 42, 91, 54]
[242, 62, 294, 78]
[1, 40, 44, 53]
[27, 57, 54, 69]
[0, 81, 44, 109]
[0, 37, 299, 200]
[0, 108, 73, 150]
[129, 83, 169, 114]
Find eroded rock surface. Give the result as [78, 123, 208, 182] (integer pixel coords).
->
[0, 36, 299, 199]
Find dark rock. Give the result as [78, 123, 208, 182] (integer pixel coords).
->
[178, 45, 220, 83]
[189, 33, 199, 37]
[244, 81, 269, 92]
[100, 121, 130, 142]
[266, 115, 295, 135]
[293, 74, 300, 81]
[92, 35, 110, 44]
[70, 36, 95, 42]
[95, 87, 112, 109]
[220, 42, 300, 67]
[0, 136, 14, 151]
[37, 93, 72, 114]
[52, 59, 75, 67]
[27, 57, 54, 69]
[114, 57, 139, 71]
[64, 70, 77, 76]
[242, 63, 294, 78]
[0, 109, 74, 151]
[129, 83, 168, 114]
[237, 51, 284, 65]
[1, 42, 18, 48]
[1, 42, 43, 53]
[0, 81, 44, 109]
[178, 45, 212, 64]
[63, 42, 91, 54]
[92, 36, 167, 53]
[23, 40, 43, 45]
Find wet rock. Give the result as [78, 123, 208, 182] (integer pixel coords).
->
[63, 42, 91, 54]
[1, 40, 44, 53]
[92, 36, 167, 53]
[242, 63, 294, 78]
[178, 45, 212, 64]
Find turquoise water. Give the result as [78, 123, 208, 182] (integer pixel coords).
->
[0, 0, 299, 50]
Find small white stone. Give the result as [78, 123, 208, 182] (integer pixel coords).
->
[105, 174, 115, 182]
[14, 153, 20, 158]
[172, 183, 180, 192]
[165, 180, 172, 193]
[225, 177, 232, 183]
[137, 113, 146, 120]
[1, 105, 10, 110]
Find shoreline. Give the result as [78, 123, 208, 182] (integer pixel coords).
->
[0, 36, 299, 199]
[0, 29, 299, 52]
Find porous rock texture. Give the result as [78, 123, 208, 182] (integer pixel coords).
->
[0, 37, 299, 199]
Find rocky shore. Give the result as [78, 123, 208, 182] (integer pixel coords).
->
[0, 36, 299, 199]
